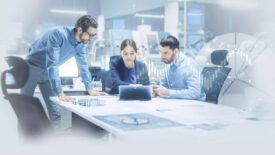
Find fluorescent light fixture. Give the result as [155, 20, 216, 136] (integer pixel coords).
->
[135, 13, 164, 19]
[220, 0, 258, 10]
[50, 9, 87, 15]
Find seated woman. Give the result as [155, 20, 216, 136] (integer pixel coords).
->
[109, 39, 150, 94]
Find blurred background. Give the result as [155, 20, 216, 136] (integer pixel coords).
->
[1, 0, 275, 149]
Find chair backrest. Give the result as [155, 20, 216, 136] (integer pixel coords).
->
[89, 66, 102, 81]
[1, 56, 52, 138]
[202, 50, 231, 104]
[101, 70, 113, 93]
[110, 55, 120, 60]
[1, 56, 29, 97]
[211, 50, 229, 67]
[100, 56, 119, 94]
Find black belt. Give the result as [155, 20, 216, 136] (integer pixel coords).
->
[27, 60, 36, 66]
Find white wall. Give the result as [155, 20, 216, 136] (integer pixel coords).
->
[164, 2, 179, 37]
[100, 0, 166, 18]
[100, 0, 219, 19]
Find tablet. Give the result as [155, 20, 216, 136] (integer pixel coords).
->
[119, 85, 152, 100]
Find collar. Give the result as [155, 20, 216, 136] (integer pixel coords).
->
[171, 54, 184, 68]
[69, 28, 81, 46]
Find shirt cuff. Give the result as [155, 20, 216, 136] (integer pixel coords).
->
[169, 89, 180, 98]
[84, 82, 92, 90]
[55, 86, 63, 94]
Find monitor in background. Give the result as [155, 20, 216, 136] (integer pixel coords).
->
[59, 57, 78, 85]
[59, 57, 78, 77]
[112, 19, 125, 30]
[146, 34, 159, 55]
[119, 85, 152, 101]
[187, 8, 203, 25]
[187, 34, 202, 47]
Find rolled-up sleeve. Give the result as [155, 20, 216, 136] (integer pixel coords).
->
[75, 46, 92, 90]
[46, 30, 63, 94]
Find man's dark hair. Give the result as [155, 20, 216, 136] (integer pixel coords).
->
[75, 15, 98, 32]
[120, 39, 137, 52]
[160, 35, 179, 50]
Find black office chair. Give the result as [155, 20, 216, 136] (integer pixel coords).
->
[101, 70, 113, 93]
[1, 56, 53, 139]
[89, 66, 102, 81]
[101, 56, 119, 94]
[202, 50, 231, 104]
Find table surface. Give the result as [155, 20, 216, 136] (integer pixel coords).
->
[51, 96, 275, 146]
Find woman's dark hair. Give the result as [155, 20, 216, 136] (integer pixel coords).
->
[120, 39, 137, 52]
[160, 35, 179, 50]
[75, 15, 98, 32]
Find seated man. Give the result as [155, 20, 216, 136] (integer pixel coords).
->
[109, 39, 150, 94]
[153, 35, 205, 100]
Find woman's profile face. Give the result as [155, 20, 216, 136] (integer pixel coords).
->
[121, 45, 136, 65]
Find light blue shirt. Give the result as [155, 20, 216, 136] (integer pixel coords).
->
[26, 26, 92, 94]
[161, 54, 205, 100]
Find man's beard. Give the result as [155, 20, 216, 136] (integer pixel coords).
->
[162, 53, 175, 64]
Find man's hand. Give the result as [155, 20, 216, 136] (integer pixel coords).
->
[88, 89, 109, 96]
[152, 84, 170, 96]
[57, 92, 76, 102]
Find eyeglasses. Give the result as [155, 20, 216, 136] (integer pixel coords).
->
[85, 31, 96, 38]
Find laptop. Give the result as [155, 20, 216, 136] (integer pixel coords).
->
[119, 85, 152, 100]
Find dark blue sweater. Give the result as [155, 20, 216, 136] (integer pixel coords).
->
[109, 56, 150, 94]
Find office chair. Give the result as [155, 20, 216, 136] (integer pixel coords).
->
[1, 56, 53, 139]
[101, 56, 119, 94]
[89, 66, 102, 81]
[202, 50, 231, 104]
[101, 70, 113, 93]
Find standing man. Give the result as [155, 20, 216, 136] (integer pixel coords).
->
[153, 35, 205, 100]
[21, 15, 108, 131]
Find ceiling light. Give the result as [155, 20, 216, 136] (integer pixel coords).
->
[50, 9, 87, 15]
[135, 13, 164, 19]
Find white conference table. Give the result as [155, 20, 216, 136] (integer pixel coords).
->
[51, 95, 275, 149]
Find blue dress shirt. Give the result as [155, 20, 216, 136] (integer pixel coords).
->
[161, 54, 206, 100]
[26, 26, 92, 94]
